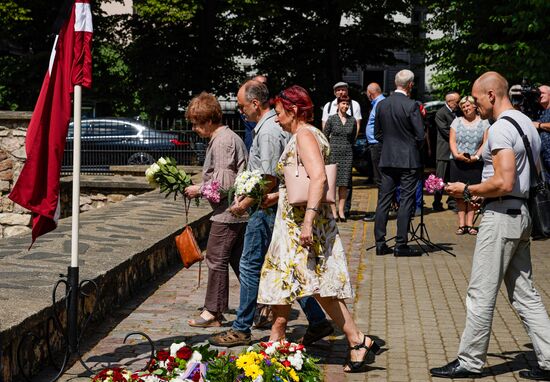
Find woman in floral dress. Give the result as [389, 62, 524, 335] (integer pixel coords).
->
[257, 85, 379, 373]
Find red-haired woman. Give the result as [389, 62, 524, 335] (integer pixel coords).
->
[257, 85, 379, 373]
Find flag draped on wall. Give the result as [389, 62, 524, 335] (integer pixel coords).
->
[9, 0, 93, 245]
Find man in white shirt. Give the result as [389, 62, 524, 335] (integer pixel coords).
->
[322, 81, 362, 132]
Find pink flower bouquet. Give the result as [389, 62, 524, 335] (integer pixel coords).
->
[424, 174, 445, 194]
[200, 180, 222, 203]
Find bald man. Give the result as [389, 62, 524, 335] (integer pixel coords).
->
[431, 72, 550, 380]
[362, 83, 386, 222]
[365, 83, 385, 186]
[534, 85, 550, 183]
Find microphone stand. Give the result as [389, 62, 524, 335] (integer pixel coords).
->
[408, 168, 456, 257]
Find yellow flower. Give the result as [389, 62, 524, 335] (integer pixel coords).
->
[288, 368, 299, 381]
[243, 363, 263, 379]
[236, 353, 256, 369]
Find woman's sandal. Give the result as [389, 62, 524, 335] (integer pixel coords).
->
[344, 335, 380, 373]
[455, 226, 468, 235]
[187, 313, 223, 328]
[468, 226, 478, 235]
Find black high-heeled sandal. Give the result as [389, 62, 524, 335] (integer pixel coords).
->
[344, 335, 380, 373]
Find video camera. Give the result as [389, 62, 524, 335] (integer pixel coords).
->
[509, 79, 543, 120]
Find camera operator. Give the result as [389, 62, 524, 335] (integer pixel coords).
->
[533, 85, 550, 183]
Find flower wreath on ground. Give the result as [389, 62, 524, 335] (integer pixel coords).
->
[91, 340, 322, 382]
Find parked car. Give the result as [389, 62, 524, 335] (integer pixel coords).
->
[63, 118, 206, 172]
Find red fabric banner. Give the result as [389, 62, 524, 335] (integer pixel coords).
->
[9, 0, 93, 245]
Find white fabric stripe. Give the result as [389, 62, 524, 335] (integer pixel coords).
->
[74, 3, 93, 32]
[48, 35, 59, 75]
[53, 198, 61, 223]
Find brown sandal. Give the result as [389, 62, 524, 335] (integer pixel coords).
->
[208, 328, 251, 347]
[188, 312, 223, 328]
[254, 305, 273, 328]
[468, 226, 478, 235]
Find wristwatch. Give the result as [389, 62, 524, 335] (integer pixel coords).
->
[463, 184, 472, 202]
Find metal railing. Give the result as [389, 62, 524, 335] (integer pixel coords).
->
[62, 114, 246, 175]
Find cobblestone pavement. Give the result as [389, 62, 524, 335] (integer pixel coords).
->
[43, 180, 550, 382]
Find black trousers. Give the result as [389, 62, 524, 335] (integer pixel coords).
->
[374, 167, 421, 246]
[369, 143, 383, 187]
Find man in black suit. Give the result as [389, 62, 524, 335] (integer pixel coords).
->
[433, 91, 460, 211]
[374, 69, 425, 256]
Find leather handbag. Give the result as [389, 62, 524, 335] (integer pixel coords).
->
[175, 225, 204, 268]
[502, 116, 550, 239]
[283, 145, 337, 206]
[175, 198, 204, 268]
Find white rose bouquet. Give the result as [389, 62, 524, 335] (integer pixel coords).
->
[145, 157, 193, 200]
[229, 170, 269, 209]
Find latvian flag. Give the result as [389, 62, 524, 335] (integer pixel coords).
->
[9, 0, 93, 246]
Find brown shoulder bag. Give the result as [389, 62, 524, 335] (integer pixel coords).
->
[175, 198, 204, 268]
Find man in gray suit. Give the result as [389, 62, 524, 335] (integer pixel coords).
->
[373, 70, 425, 257]
[433, 91, 460, 211]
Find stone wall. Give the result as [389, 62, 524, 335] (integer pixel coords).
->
[0, 111, 154, 239]
[62, 192, 136, 217]
[0, 111, 32, 238]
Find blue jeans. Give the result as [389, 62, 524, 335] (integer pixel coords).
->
[232, 208, 327, 333]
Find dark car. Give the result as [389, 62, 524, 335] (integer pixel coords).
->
[63, 118, 206, 171]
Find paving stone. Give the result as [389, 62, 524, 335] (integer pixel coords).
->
[25, 182, 550, 381]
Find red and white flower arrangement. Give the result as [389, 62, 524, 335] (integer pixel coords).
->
[91, 340, 321, 382]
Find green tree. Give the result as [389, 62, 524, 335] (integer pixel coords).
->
[0, 0, 135, 114]
[232, 0, 414, 121]
[424, 0, 550, 96]
[2, 0, 419, 118]
[123, 0, 246, 118]
[0, 0, 60, 110]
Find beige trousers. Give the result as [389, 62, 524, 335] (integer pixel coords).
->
[458, 203, 550, 372]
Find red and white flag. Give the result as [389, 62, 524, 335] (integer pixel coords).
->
[9, 0, 93, 245]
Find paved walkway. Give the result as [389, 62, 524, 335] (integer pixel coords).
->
[42, 180, 550, 382]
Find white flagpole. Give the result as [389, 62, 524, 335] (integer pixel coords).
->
[71, 85, 82, 268]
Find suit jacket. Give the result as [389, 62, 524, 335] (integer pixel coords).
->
[434, 105, 456, 161]
[375, 92, 425, 168]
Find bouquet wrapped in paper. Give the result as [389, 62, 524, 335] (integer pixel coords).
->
[145, 157, 193, 200]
